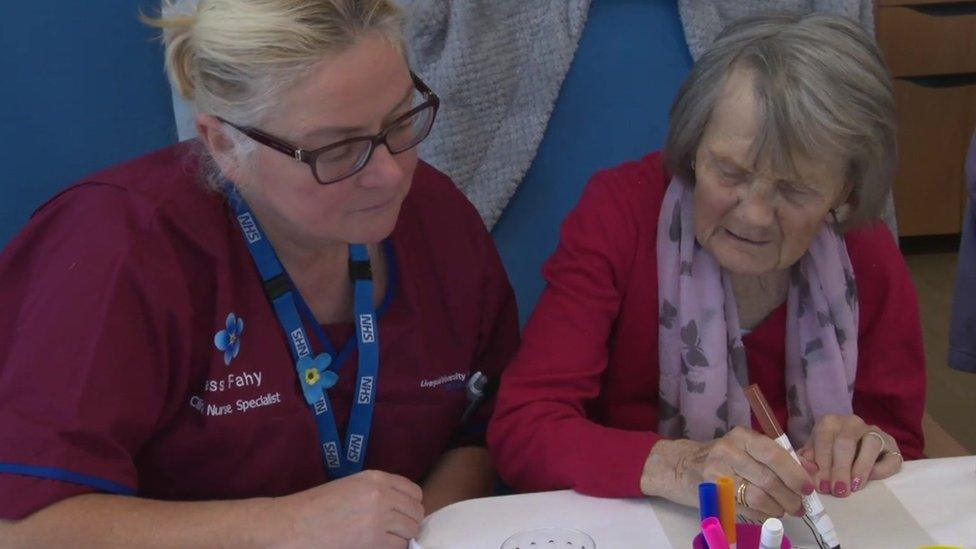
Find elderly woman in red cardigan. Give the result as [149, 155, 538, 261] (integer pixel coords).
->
[488, 13, 924, 521]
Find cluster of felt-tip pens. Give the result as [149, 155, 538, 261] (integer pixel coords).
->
[698, 477, 785, 549]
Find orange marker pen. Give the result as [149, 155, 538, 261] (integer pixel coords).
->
[716, 476, 737, 548]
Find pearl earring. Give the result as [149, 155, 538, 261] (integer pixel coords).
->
[831, 204, 852, 224]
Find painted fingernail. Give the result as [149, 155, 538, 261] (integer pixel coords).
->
[819, 480, 830, 494]
[851, 477, 862, 492]
[802, 482, 815, 495]
[833, 481, 848, 497]
[794, 506, 805, 517]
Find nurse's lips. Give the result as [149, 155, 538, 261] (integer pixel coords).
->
[353, 198, 396, 213]
[724, 228, 771, 246]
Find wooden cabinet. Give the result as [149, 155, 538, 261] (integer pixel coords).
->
[877, 1, 976, 236]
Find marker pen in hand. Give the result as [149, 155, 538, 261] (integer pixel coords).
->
[745, 384, 841, 549]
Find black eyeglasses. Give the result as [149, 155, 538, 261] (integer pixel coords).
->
[219, 72, 439, 185]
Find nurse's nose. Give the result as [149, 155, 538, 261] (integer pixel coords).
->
[358, 143, 405, 189]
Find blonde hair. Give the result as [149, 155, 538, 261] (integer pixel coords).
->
[144, 0, 405, 186]
[664, 13, 896, 232]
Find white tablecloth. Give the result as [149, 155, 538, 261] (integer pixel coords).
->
[415, 456, 976, 548]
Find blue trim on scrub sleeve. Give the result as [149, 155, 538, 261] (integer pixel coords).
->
[0, 462, 136, 495]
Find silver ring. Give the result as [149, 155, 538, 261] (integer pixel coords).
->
[863, 431, 886, 453]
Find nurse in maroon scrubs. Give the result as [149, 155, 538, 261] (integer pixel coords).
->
[0, 1, 518, 547]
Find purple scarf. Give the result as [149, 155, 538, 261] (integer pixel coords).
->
[656, 178, 859, 446]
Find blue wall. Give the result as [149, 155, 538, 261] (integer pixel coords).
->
[492, 0, 693, 325]
[0, 2, 177, 246]
[0, 0, 693, 327]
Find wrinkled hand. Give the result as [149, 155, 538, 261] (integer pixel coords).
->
[276, 470, 425, 549]
[642, 427, 818, 521]
[797, 414, 902, 497]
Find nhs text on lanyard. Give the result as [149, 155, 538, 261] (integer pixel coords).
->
[228, 186, 380, 478]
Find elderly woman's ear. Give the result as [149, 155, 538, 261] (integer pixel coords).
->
[831, 182, 856, 225]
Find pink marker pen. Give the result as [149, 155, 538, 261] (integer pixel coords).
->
[702, 516, 730, 549]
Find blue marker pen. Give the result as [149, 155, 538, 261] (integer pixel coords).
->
[699, 482, 719, 549]
[699, 482, 719, 520]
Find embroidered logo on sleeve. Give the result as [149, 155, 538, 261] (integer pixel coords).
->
[213, 313, 244, 365]
[420, 372, 467, 390]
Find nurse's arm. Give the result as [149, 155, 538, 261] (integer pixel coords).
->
[420, 446, 495, 515]
[0, 493, 280, 548]
[0, 469, 426, 547]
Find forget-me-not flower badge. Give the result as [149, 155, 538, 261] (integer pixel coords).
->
[298, 353, 337, 405]
[214, 313, 244, 365]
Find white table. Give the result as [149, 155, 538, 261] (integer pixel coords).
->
[415, 456, 976, 548]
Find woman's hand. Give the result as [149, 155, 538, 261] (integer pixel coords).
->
[797, 414, 903, 497]
[641, 427, 817, 521]
[276, 470, 425, 549]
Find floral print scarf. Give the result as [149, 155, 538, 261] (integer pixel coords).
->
[656, 178, 859, 446]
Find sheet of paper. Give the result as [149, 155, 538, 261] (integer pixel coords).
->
[653, 480, 935, 548]
[414, 457, 976, 548]
[888, 456, 976, 547]
[415, 490, 674, 549]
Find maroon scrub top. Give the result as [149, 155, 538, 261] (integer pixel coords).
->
[0, 143, 519, 519]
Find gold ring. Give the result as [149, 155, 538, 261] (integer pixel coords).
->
[863, 431, 886, 453]
[736, 481, 748, 507]
[884, 449, 904, 461]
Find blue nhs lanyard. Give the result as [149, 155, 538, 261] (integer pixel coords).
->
[227, 187, 380, 478]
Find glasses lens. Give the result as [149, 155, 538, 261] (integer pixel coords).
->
[314, 139, 372, 183]
[386, 103, 435, 154]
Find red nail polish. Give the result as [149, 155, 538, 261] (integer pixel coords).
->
[833, 481, 848, 497]
[794, 507, 805, 517]
[802, 482, 815, 495]
[851, 477, 862, 492]
[819, 480, 830, 493]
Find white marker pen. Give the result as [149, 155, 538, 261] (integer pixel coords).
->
[759, 518, 783, 549]
[745, 384, 841, 549]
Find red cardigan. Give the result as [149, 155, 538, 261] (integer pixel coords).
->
[487, 152, 926, 498]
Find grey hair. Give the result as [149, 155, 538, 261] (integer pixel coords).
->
[144, 0, 407, 189]
[663, 13, 896, 232]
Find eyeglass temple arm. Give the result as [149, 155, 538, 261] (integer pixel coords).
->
[410, 71, 434, 98]
[218, 117, 307, 162]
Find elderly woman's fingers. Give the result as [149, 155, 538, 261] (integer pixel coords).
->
[849, 429, 885, 492]
[868, 433, 904, 481]
[796, 446, 819, 476]
[724, 430, 810, 515]
[812, 415, 841, 494]
[737, 479, 792, 518]
[828, 418, 868, 497]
